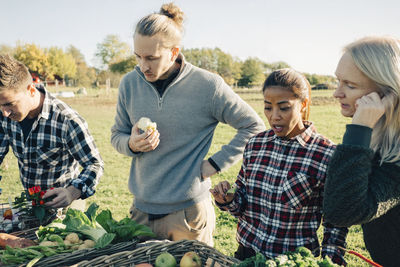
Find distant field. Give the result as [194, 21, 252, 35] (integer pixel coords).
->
[0, 87, 370, 266]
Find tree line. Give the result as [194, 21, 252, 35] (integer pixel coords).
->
[0, 34, 336, 88]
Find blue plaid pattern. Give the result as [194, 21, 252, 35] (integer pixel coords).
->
[218, 122, 348, 265]
[0, 87, 103, 199]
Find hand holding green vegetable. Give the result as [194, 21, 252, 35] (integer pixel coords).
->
[210, 181, 235, 204]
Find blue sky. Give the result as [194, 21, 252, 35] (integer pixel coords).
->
[2, 0, 399, 75]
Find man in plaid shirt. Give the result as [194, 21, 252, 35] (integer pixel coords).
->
[0, 55, 103, 209]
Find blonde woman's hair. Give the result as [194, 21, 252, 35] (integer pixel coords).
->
[345, 36, 400, 163]
[134, 3, 184, 48]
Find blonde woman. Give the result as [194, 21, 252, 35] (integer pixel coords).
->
[323, 36, 400, 267]
[111, 3, 265, 246]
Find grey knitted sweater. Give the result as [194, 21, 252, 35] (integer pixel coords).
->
[323, 124, 400, 267]
[111, 55, 265, 214]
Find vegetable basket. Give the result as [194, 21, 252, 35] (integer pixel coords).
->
[0, 202, 56, 233]
[76, 239, 241, 267]
[11, 226, 39, 241]
[5, 239, 139, 267]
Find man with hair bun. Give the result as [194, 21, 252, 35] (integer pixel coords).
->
[0, 54, 103, 210]
[111, 2, 265, 246]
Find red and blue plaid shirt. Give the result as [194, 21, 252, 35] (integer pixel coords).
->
[218, 122, 348, 265]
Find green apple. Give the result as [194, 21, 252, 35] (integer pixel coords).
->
[180, 251, 202, 267]
[155, 252, 176, 267]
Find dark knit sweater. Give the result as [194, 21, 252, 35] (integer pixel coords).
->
[323, 124, 400, 267]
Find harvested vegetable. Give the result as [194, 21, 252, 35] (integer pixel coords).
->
[62, 203, 115, 247]
[226, 185, 237, 194]
[3, 209, 13, 220]
[36, 203, 115, 249]
[39, 241, 57, 247]
[78, 243, 89, 250]
[232, 247, 340, 267]
[65, 233, 80, 244]
[96, 209, 156, 244]
[0, 244, 72, 265]
[36, 221, 70, 242]
[83, 239, 95, 248]
[0, 233, 36, 249]
[47, 234, 65, 246]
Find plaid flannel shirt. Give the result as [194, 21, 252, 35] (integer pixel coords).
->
[218, 122, 348, 265]
[0, 86, 103, 199]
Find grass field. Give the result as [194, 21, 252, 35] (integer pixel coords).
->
[0, 87, 372, 266]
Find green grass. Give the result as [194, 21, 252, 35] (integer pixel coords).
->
[0, 88, 369, 266]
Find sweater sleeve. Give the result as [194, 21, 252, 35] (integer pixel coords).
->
[323, 125, 400, 226]
[342, 124, 372, 147]
[111, 81, 141, 158]
[209, 79, 265, 171]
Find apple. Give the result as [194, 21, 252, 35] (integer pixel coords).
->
[135, 264, 153, 267]
[180, 251, 202, 267]
[155, 252, 176, 267]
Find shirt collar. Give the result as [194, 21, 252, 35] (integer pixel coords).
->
[295, 121, 316, 147]
[273, 121, 316, 147]
[36, 85, 51, 120]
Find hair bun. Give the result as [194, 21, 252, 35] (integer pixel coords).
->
[160, 3, 184, 27]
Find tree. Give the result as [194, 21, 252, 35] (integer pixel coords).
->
[95, 35, 131, 69]
[110, 55, 137, 74]
[14, 43, 52, 80]
[96, 70, 123, 88]
[0, 44, 14, 55]
[183, 47, 242, 86]
[47, 47, 77, 80]
[66, 45, 86, 64]
[67, 45, 96, 87]
[183, 48, 218, 73]
[303, 73, 337, 87]
[238, 58, 265, 87]
[264, 61, 291, 75]
[215, 48, 242, 86]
